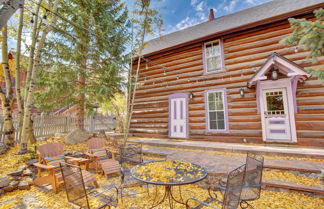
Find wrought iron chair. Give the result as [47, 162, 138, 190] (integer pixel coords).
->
[186, 164, 246, 209]
[218, 152, 264, 209]
[119, 143, 143, 165]
[60, 163, 118, 209]
[119, 143, 145, 201]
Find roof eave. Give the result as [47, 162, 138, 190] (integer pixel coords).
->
[137, 3, 323, 60]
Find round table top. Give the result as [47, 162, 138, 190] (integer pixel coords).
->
[130, 160, 207, 186]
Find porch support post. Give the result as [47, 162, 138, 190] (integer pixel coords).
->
[291, 75, 301, 113]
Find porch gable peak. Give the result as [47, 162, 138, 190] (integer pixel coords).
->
[247, 52, 310, 88]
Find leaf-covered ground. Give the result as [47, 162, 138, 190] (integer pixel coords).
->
[0, 137, 323, 209]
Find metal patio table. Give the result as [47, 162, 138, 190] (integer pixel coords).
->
[131, 160, 207, 209]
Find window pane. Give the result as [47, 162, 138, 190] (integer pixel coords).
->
[209, 112, 216, 121]
[216, 111, 224, 121]
[217, 120, 225, 130]
[266, 94, 284, 111]
[213, 44, 220, 56]
[207, 56, 221, 72]
[210, 121, 217, 130]
[209, 101, 216, 111]
[207, 58, 214, 72]
[208, 92, 215, 101]
[214, 56, 221, 70]
[206, 44, 214, 57]
[215, 92, 223, 110]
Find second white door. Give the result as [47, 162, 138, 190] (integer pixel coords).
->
[170, 97, 187, 138]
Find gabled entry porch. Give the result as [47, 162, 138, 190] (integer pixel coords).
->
[248, 52, 310, 143]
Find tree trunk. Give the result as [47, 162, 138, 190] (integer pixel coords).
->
[1, 98, 15, 147]
[20, 0, 60, 154]
[1, 25, 15, 147]
[76, 49, 86, 130]
[76, 74, 85, 130]
[19, 0, 42, 154]
[75, 29, 88, 130]
[123, 11, 149, 146]
[15, 6, 24, 143]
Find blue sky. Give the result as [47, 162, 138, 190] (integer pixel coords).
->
[4, 0, 272, 54]
[127, 0, 271, 39]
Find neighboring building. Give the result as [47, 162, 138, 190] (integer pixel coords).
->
[130, 0, 324, 147]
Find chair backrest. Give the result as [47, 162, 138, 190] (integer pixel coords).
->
[119, 143, 143, 165]
[60, 163, 90, 209]
[222, 164, 246, 209]
[39, 142, 64, 162]
[88, 138, 106, 150]
[241, 152, 264, 201]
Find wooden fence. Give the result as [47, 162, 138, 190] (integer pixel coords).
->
[0, 114, 116, 143]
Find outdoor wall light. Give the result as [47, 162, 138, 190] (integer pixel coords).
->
[189, 92, 194, 100]
[271, 69, 279, 80]
[239, 87, 245, 97]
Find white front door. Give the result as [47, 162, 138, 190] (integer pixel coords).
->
[261, 88, 292, 142]
[169, 97, 187, 138]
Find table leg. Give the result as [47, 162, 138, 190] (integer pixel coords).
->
[170, 186, 186, 206]
[146, 183, 150, 197]
[153, 185, 158, 203]
[149, 186, 169, 209]
[149, 185, 186, 209]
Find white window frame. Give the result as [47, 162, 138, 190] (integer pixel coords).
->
[203, 39, 225, 74]
[205, 88, 229, 132]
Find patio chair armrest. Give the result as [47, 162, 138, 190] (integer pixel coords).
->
[186, 198, 220, 209]
[218, 174, 227, 187]
[65, 156, 89, 165]
[105, 146, 118, 153]
[33, 163, 55, 171]
[85, 152, 96, 159]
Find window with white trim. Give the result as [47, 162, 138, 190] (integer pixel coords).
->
[206, 89, 227, 131]
[204, 40, 222, 73]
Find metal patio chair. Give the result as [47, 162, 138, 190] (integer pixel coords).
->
[217, 152, 264, 209]
[60, 163, 118, 209]
[186, 164, 246, 209]
[119, 143, 145, 201]
[119, 143, 143, 165]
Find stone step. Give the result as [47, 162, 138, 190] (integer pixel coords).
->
[129, 138, 324, 159]
[263, 180, 324, 195]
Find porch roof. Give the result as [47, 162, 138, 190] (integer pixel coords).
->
[247, 52, 311, 88]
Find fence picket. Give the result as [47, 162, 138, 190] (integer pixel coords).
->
[0, 114, 116, 143]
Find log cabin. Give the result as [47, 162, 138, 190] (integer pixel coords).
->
[130, 0, 324, 147]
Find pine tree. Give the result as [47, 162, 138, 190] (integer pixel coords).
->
[34, 0, 130, 130]
[281, 8, 324, 79]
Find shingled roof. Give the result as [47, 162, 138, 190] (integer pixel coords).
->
[142, 0, 324, 56]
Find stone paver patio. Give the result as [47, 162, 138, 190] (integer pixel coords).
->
[142, 146, 324, 174]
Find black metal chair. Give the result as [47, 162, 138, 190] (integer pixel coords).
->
[217, 152, 264, 209]
[60, 163, 118, 209]
[119, 143, 145, 200]
[119, 143, 143, 165]
[186, 164, 246, 209]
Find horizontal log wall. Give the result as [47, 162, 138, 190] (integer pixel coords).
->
[130, 13, 324, 147]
